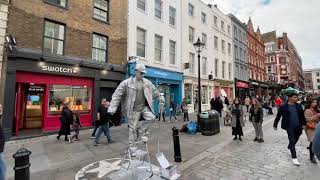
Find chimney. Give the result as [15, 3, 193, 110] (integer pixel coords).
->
[214, 4, 217, 8]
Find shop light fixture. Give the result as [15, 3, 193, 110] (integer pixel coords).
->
[102, 69, 108, 75]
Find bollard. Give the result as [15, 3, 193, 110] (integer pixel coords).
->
[172, 127, 182, 162]
[13, 148, 32, 180]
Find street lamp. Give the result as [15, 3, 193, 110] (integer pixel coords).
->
[193, 37, 205, 117]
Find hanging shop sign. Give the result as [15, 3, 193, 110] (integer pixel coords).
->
[236, 82, 249, 88]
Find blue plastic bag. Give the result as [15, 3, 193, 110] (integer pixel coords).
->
[187, 121, 197, 135]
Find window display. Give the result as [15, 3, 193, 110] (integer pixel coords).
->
[48, 85, 92, 115]
[184, 84, 192, 104]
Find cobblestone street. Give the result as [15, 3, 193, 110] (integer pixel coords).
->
[182, 121, 320, 180]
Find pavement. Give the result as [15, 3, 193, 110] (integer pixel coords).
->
[4, 107, 315, 180]
[181, 115, 320, 180]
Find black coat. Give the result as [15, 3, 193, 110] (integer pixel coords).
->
[59, 108, 73, 135]
[273, 103, 306, 131]
[249, 107, 263, 123]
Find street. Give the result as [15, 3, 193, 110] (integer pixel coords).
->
[182, 117, 320, 180]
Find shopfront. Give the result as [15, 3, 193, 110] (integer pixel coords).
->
[249, 79, 268, 97]
[235, 79, 250, 101]
[213, 79, 234, 100]
[2, 50, 125, 139]
[127, 62, 183, 116]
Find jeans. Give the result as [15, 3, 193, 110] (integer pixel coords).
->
[252, 121, 263, 139]
[170, 110, 177, 121]
[183, 111, 189, 121]
[91, 121, 100, 137]
[286, 128, 301, 158]
[94, 123, 111, 144]
[0, 153, 6, 180]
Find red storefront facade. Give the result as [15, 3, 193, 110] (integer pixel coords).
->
[14, 72, 94, 135]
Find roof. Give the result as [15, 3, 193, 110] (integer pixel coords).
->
[262, 31, 277, 43]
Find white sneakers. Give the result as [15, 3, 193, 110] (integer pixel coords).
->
[292, 158, 300, 166]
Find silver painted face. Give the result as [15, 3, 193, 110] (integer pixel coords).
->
[135, 71, 145, 80]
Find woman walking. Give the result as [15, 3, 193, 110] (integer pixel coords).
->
[245, 96, 251, 112]
[230, 98, 245, 141]
[304, 98, 320, 164]
[249, 98, 264, 143]
[70, 112, 82, 142]
[57, 103, 73, 142]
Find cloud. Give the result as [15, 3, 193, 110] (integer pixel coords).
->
[202, 0, 320, 69]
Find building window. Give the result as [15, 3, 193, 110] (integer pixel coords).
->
[43, 20, 65, 55]
[227, 25, 231, 35]
[222, 61, 225, 79]
[233, 25, 237, 39]
[154, 34, 163, 62]
[169, 6, 176, 26]
[317, 72, 319, 76]
[137, 0, 146, 11]
[136, 27, 146, 57]
[221, 40, 225, 53]
[318, 85, 320, 89]
[239, 48, 243, 61]
[202, 57, 207, 75]
[169, 40, 176, 65]
[202, 86, 208, 104]
[93, 0, 109, 22]
[239, 66, 243, 80]
[221, 20, 224, 31]
[201, 12, 206, 23]
[317, 79, 320, 83]
[202, 33, 207, 47]
[214, 36, 218, 50]
[228, 63, 231, 79]
[234, 45, 238, 59]
[44, 0, 67, 7]
[235, 64, 239, 79]
[215, 59, 218, 77]
[184, 84, 192, 104]
[155, 0, 162, 19]
[228, 43, 231, 55]
[188, 3, 194, 16]
[189, 53, 195, 73]
[189, 26, 195, 43]
[214, 16, 217, 27]
[92, 33, 108, 62]
[48, 85, 91, 115]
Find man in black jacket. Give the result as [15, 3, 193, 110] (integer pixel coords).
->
[273, 93, 306, 166]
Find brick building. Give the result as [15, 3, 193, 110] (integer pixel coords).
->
[247, 17, 266, 97]
[2, 0, 128, 139]
[0, 0, 9, 104]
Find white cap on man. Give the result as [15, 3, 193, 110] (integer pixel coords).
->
[135, 63, 147, 74]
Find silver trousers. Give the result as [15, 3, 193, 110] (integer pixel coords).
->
[128, 106, 156, 148]
[252, 121, 263, 139]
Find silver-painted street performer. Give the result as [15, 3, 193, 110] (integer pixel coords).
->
[108, 63, 160, 155]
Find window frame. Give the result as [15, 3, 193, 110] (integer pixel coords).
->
[43, 0, 68, 9]
[214, 36, 218, 50]
[93, 0, 109, 23]
[169, 40, 176, 65]
[189, 53, 195, 73]
[154, 0, 163, 19]
[136, 27, 147, 58]
[215, 59, 219, 77]
[221, 20, 225, 31]
[228, 63, 231, 79]
[189, 26, 195, 43]
[202, 33, 207, 47]
[221, 39, 225, 53]
[154, 34, 163, 62]
[201, 12, 206, 24]
[214, 16, 218, 27]
[42, 19, 66, 55]
[137, 0, 146, 11]
[188, 3, 194, 16]
[228, 43, 231, 55]
[169, 6, 176, 26]
[92, 33, 108, 63]
[222, 61, 225, 78]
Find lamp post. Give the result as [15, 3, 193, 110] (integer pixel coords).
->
[193, 38, 205, 119]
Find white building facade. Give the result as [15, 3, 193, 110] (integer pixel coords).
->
[181, 1, 234, 112]
[311, 68, 320, 93]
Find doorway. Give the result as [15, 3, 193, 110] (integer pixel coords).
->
[15, 83, 44, 137]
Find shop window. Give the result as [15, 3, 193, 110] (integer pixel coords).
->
[48, 85, 92, 115]
[92, 33, 108, 62]
[43, 20, 65, 55]
[184, 84, 192, 104]
[44, 0, 67, 8]
[201, 86, 208, 104]
[93, 0, 109, 23]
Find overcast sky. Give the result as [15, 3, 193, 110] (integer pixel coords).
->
[202, 0, 320, 70]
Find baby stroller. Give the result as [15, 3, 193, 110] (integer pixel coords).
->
[223, 109, 232, 126]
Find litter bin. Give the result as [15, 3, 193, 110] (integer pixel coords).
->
[209, 110, 220, 134]
[199, 111, 219, 136]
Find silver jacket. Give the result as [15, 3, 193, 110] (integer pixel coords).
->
[108, 77, 160, 117]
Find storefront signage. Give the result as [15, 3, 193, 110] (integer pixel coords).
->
[42, 65, 77, 74]
[251, 82, 259, 86]
[236, 82, 249, 88]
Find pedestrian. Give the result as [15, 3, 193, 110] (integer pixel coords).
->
[273, 93, 306, 166]
[181, 98, 189, 121]
[158, 94, 166, 122]
[230, 98, 245, 141]
[304, 98, 320, 164]
[225, 96, 230, 107]
[94, 99, 113, 146]
[313, 123, 320, 160]
[57, 103, 73, 142]
[91, 110, 101, 139]
[169, 101, 177, 122]
[213, 97, 223, 117]
[245, 96, 251, 112]
[0, 104, 6, 180]
[249, 98, 264, 143]
[210, 97, 215, 110]
[70, 112, 82, 142]
[108, 63, 160, 156]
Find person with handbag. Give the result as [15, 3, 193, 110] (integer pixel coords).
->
[304, 98, 320, 164]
